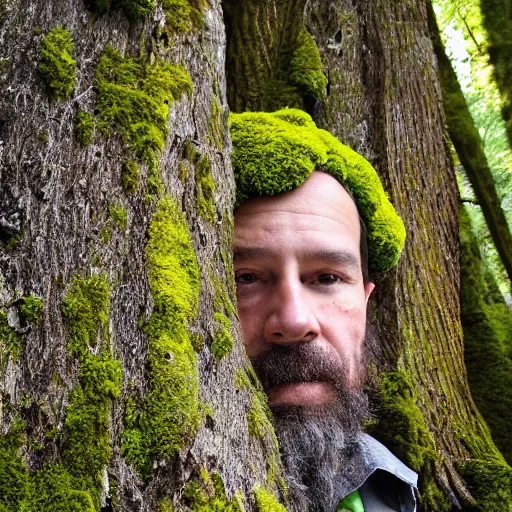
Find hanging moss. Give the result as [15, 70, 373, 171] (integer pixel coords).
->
[38, 27, 76, 101]
[211, 312, 233, 361]
[75, 111, 94, 147]
[95, 45, 192, 172]
[195, 155, 216, 222]
[229, 109, 406, 273]
[121, 196, 202, 476]
[288, 29, 327, 101]
[121, 160, 140, 195]
[184, 470, 244, 511]
[85, 0, 155, 20]
[19, 295, 44, 325]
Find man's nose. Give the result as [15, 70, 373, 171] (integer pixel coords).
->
[263, 279, 320, 344]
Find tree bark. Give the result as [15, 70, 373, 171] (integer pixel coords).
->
[225, 0, 512, 510]
[0, 1, 283, 510]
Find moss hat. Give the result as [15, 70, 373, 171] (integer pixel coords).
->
[229, 108, 406, 273]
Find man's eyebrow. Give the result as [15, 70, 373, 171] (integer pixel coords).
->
[233, 247, 360, 268]
[233, 247, 276, 262]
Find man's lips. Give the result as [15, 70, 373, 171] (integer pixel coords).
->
[267, 381, 336, 407]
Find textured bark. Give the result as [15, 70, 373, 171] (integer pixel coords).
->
[0, 1, 283, 511]
[225, 0, 511, 510]
[428, 3, 512, 287]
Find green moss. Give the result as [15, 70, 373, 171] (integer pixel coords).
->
[38, 27, 76, 101]
[19, 295, 44, 325]
[178, 161, 190, 185]
[6, 232, 22, 252]
[158, 497, 174, 511]
[99, 225, 112, 244]
[229, 109, 406, 273]
[1, 309, 23, 365]
[460, 206, 512, 464]
[254, 486, 286, 512]
[119, 0, 155, 20]
[0, 422, 28, 512]
[288, 29, 326, 101]
[208, 98, 224, 150]
[121, 196, 202, 476]
[195, 155, 216, 222]
[162, 0, 207, 33]
[184, 470, 244, 511]
[121, 160, 140, 195]
[75, 111, 94, 147]
[1, 275, 124, 510]
[183, 139, 201, 164]
[58, 275, 122, 508]
[458, 459, 512, 511]
[109, 203, 127, 231]
[95, 45, 192, 172]
[211, 312, 233, 361]
[366, 371, 450, 510]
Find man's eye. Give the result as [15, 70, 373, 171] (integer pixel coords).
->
[235, 272, 257, 284]
[315, 273, 342, 284]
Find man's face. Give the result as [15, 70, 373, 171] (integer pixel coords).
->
[234, 172, 375, 409]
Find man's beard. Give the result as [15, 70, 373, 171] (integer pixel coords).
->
[251, 335, 375, 512]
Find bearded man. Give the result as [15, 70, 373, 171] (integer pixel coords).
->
[230, 109, 417, 512]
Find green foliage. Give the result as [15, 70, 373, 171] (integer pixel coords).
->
[184, 471, 244, 511]
[19, 295, 44, 325]
[121, 196, 202, 476]
[254, 486, 286, 512]
[211, 312, 233, 361]
[121, 160, 140, 195]
[0, 309, 23, 364]
[458, 459, 512, 511]
[229, 109, 406, 272]
[38, 27, 76, 101]
[75, 111, 94, 147]
[162, 0, 207, 32]
[108, 203, 127, 231]
[195, 155, 216, 222]
[459, 206, 512, 464]
[288, 29, 327, 101]
[95, 46, 192, 171]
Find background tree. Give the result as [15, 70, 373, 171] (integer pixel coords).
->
[223, 0, 512, 510]
[0, 1, 284, 511]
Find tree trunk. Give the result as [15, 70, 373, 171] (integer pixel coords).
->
[0, 1, 284, 511]
[479, 0, 512, 148]
[428, 2, 512, 287]
[225, 0, 512, 510]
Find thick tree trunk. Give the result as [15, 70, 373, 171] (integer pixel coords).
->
[225, 0, 512, 510]
[428, 3, 512, 287]
[0, 1, 284, 511]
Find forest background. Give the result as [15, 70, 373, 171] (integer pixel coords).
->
[0, 0, 511, 511]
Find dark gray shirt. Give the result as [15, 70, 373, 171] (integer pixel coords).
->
[336, 434, 418, 512]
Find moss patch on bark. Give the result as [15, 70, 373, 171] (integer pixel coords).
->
[121, 196, 202, 476]
[38, 27, 76, 101]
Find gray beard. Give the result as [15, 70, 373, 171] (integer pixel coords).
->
[251, 338, 374, 512]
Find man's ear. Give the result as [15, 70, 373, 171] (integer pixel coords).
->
[364, 282, 375, 304]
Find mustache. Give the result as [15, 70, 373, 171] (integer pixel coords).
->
[250, 342, 350, 393]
